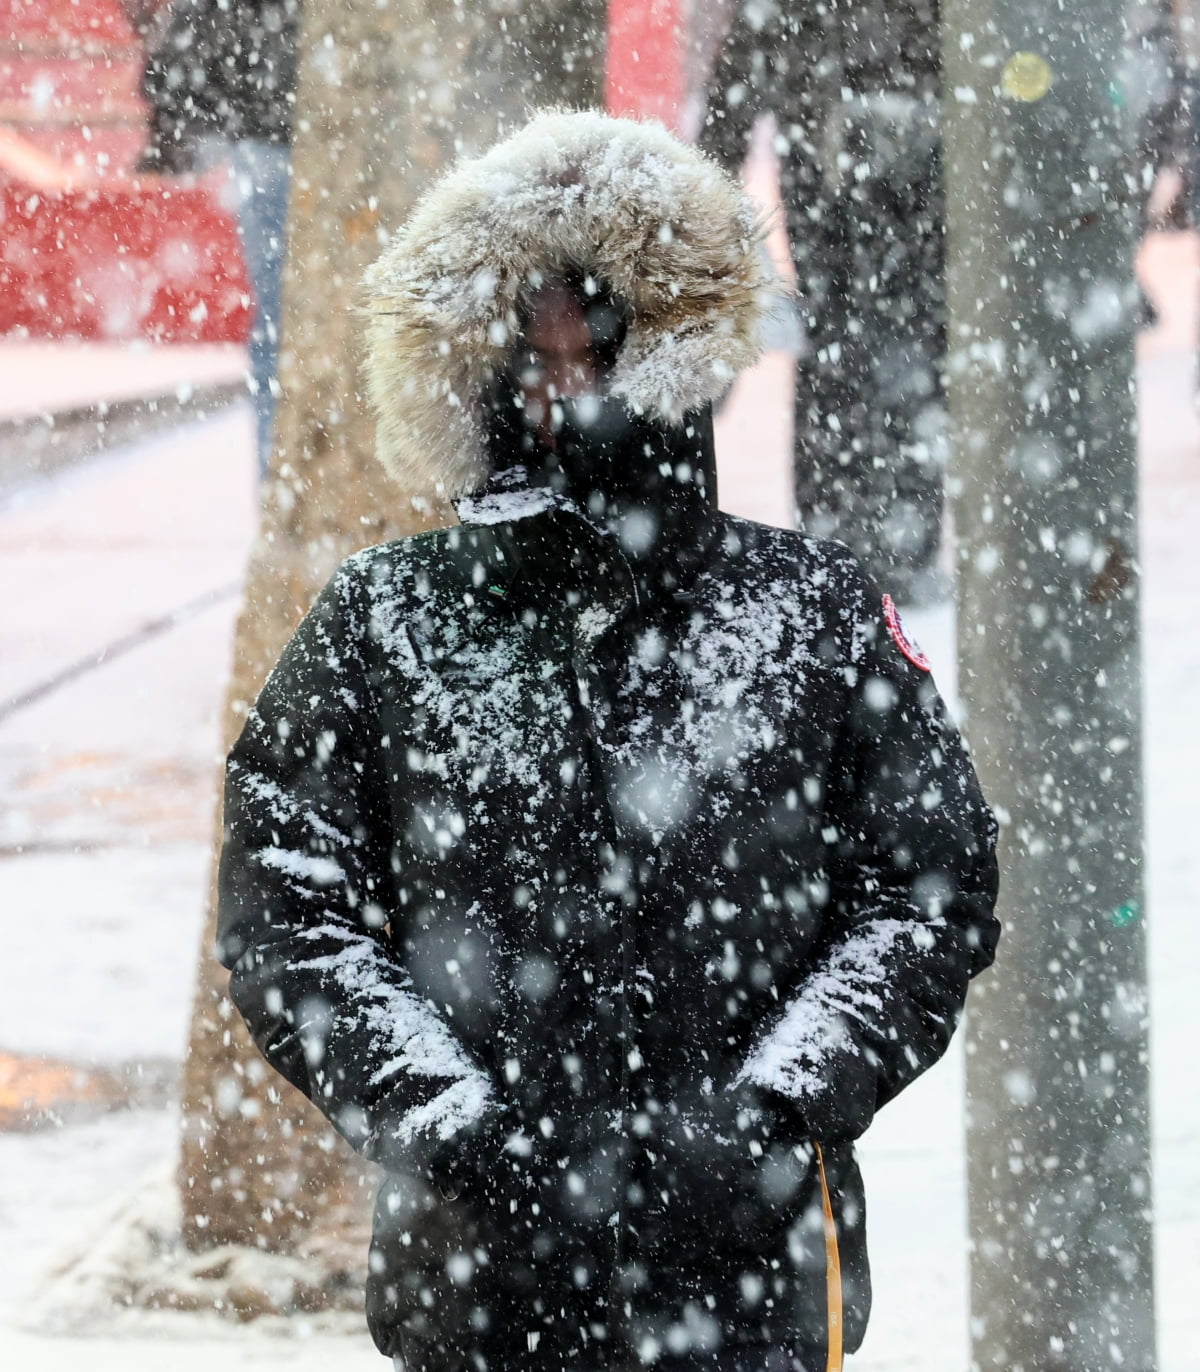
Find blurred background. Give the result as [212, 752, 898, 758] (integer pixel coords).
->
[1, 2, 1197, 1370]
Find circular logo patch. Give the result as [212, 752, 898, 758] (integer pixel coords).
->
[882, 594, 931, 672]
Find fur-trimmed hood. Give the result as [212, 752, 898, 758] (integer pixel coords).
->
[362, 109, 772, 498]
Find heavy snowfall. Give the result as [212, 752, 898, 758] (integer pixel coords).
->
[1, 3, 1198, 1371]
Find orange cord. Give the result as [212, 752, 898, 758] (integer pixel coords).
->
[814, 1142, 844, 1372]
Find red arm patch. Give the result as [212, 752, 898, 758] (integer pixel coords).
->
[882, 594, 931, 672]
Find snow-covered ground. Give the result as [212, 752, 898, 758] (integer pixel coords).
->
[0, 236, 1197, 1370]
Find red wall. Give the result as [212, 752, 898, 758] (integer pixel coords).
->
[0, 0, 251, 342]
[1, 0, 149, 175]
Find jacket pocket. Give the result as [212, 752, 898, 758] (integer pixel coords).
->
[631, 1136, 819, 1264]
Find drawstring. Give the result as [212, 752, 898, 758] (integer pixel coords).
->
[814, 1141, 843, 1372]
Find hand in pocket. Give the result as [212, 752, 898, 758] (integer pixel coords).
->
[640, 1082, 814, 1255]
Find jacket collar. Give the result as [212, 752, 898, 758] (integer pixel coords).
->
[453, 464, 577, 531]
[453, 467, 725, 622]
[451, 467, 628, 616]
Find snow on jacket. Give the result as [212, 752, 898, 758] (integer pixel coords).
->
[216, 111, 999, 1370]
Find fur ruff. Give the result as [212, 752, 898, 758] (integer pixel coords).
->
[362, 109, 773, 497]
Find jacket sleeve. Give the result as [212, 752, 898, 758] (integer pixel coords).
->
[734, 553, 1000, 1141]
[216, 562, 497, 1173]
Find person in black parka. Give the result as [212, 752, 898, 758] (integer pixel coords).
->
[698, 0, 1179, 603]
[699, 1, 947, 605]
[216, 111, 999, 1372]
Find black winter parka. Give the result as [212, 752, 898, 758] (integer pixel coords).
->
[218, 469, 998, 1369]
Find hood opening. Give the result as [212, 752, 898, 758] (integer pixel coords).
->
[363, 109, 775, 501]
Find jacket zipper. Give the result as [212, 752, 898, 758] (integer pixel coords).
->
[574, 675, 628, 1327]
[570, 609, 636, 1341]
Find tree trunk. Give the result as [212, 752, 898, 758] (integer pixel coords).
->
[178, 0, 604, 1266]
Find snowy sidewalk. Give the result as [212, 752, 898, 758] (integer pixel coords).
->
[0, 342, 251, 501]
[0, 238, 1197, 1371]
[0, 405, 258, 1358]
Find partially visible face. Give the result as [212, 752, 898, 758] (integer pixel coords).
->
[515, 281, 599, 447]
